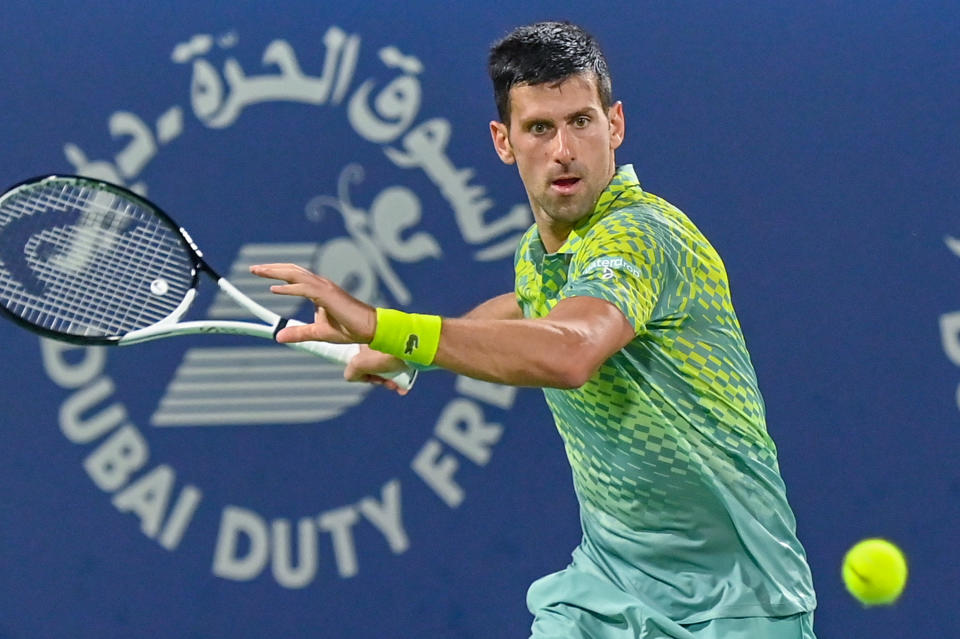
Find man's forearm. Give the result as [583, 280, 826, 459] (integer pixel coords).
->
[432, 296, 635, 389]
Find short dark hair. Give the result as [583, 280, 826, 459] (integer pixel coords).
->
[488, 21, 613, 124]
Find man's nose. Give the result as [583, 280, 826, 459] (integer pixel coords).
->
[552, 126, 575, 164]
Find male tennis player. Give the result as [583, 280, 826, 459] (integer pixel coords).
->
[252, 21, 817, 639]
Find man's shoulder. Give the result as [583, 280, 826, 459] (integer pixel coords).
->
[612, 187, 683, 220]
[584, 196, 669, 243]
[591, 189, 695, 244]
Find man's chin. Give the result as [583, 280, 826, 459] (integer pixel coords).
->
[547, 197, 593, 224]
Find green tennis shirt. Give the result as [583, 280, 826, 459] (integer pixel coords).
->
[514, 165, 816, 623]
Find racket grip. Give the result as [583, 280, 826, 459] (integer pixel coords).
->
[281, 320, 417, 391]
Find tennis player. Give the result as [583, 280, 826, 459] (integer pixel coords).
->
[252, 20, 817, 639]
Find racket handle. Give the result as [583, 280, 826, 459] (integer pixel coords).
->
[282, 320, 417, 391]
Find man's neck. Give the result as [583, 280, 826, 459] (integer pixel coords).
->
[537, 221, 574, 254]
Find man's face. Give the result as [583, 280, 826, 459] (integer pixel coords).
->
[490, 73, 624, 244]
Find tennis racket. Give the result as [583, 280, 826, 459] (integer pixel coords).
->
[0, 174, 416, 390]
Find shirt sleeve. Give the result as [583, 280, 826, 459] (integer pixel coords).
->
[560, 214, 665, 333]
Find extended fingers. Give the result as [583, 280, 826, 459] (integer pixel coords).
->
[249, 263, 317, 284]
[251, 263, 376, 343]
[268, 282, 313, 298]
[250, 264, 333, 299]
[275, 322, 339, 344]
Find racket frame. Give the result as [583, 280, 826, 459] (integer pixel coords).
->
[0, 175, 414, 388]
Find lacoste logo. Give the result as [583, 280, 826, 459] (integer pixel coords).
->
[404, 334, 419, 355]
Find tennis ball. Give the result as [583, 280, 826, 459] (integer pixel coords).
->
[841, 538, 908, 606]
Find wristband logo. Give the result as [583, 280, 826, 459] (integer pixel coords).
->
[33, 25, 532, 591]
[404, 334, 419, 355]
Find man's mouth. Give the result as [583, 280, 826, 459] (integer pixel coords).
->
[552, 177, 581, 193]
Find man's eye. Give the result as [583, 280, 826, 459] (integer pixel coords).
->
[575, 116, 590, 127]
[531, 123, 548, 134]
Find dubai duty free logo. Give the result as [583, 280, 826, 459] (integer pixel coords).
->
[36, 25, 531, 588]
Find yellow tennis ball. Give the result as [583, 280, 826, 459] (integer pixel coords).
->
[842, 538, 908, 605]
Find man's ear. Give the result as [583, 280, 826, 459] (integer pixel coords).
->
[489, 120, 516, 164]
[609, 101, 625, 150]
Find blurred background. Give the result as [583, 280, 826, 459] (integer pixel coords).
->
[0, 1, 957, 637]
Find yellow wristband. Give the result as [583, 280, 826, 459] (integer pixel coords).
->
[369, 308, 442, 366]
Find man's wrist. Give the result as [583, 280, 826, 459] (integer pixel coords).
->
[369, 308, 442, 366]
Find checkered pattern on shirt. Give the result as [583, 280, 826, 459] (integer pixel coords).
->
[514, 164, 779, 525]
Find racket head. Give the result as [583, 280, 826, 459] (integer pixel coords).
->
[0, 175, 201, 344]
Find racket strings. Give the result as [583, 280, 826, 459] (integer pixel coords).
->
[0, 180, 195, 337]
[19, 215, 188, 334]
[38, 203, 184, 328]
[42, 184, 192, 332]
[28, 223, 177, 332]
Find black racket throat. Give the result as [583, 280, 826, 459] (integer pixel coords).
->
[272, 317, 291, 339]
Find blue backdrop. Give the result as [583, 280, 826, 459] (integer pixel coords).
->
[1, 2, 957, 637]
